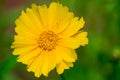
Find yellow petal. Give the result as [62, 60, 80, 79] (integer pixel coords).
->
[73, 31, 88, 46]
[56, 62, 66, 74]
[56, 12, 74, 33]
[47, 51, 57, 73]
[25, 8, 44, 32]
[32, 4, 45, 29]
[19, 11, 41, 35]
[17, 47, 42, 64]
[66, 62, 73, 67]
[48, 2, 74, 32]
[27, 50, 43, 77]
[58, 31, 88, 49]
[27, 51, 57, 77]
[61, 17, 85, 37]
[12, 45, 38, 55]
[48, 2, 59, 29]
[56, 61, 73, 74]
[11, 35, 38, 48]
[55, 46, 77, 62]
[15, 19, 37, 38]
[58, 37, 80, 49]
[38, 4, 48, 28]
[41, 51, 57, 76]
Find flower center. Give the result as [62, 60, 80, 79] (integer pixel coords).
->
[38, 31, 59, 51]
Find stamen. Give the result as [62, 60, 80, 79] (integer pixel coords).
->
[38, 31, 59, 51]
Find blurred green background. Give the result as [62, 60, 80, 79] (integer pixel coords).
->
[0, 0, 120, 80]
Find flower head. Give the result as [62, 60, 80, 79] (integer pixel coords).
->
[11, 2, 88, 77]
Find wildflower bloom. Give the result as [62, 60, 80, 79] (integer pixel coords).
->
[11, 2, 88, 77]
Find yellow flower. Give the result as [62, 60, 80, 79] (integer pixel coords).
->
[11, 2, 88, 77]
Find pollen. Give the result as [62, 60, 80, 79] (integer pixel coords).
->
[38, 31, 60, 51]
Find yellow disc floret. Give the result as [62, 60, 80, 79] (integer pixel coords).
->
[38, 31, 60, 51]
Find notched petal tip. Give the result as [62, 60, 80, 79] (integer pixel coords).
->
[80, 17, 85, 22]
[32, 3, 37, 7]
[11, 43, 14, 48]
[26, 8, 31, 12]
[56, 67, 64, 74]
[43, 73, 49, 77]
[79, 17, 85, 27]
[31, 3, 39, 11]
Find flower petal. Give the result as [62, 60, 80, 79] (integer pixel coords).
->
[15, 19, 37, 38]
[48, 2, 74, 32]
[41, 51, 56, 76]
[73, 31, 88, 46]
[60, 17, 85, 37]
[56, 61, 73, 74]
[18, 11, 41, 35]
[25, 8, 44, 32]
[11, 35, 38, 48]
[58, 31, 88, 49]
[55, 46, 77, 62]
[27, 51, 43, 77]
[38, 4, 48, 28]
[17, 47, 42, 64]
[58, 37, 80, 49]
[27, 51, 57, 77]
[12, 46, 38, 55]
